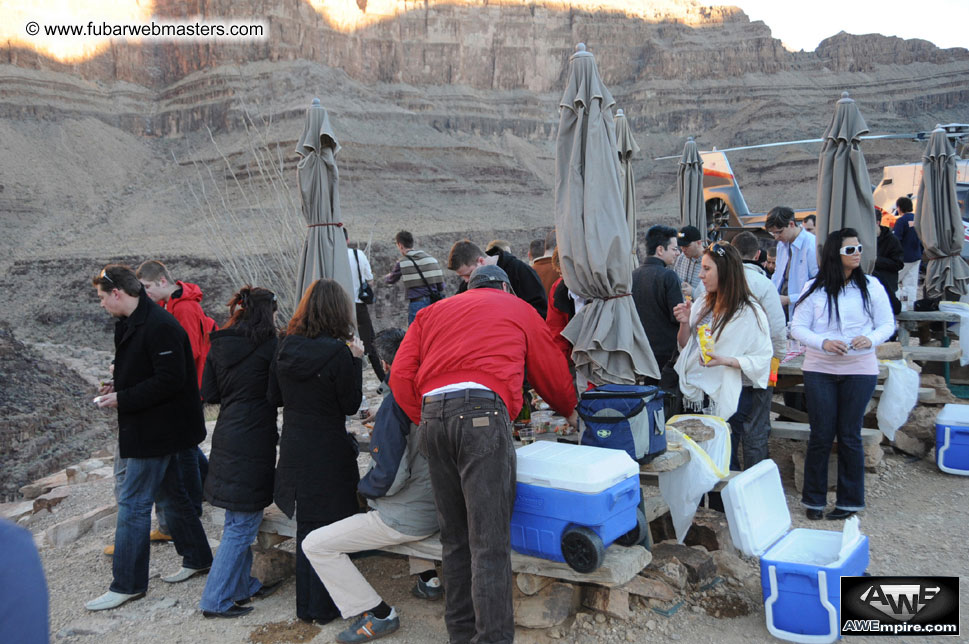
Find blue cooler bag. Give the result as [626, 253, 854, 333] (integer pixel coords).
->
[577, 384, 666, 464]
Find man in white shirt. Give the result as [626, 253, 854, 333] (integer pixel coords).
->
[766, 207, 818, 312]
[346, 228, 384, 384]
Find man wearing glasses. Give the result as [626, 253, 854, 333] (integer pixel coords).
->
[766, 206, 818, 312]
[87, 265, 212, 611]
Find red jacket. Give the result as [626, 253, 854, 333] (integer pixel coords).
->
[162, 281, 216, 388]
[391, 288, 577, 425]
[545, 277, 573, 363]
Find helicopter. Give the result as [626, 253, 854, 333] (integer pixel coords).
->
[659, 123, 969, 245]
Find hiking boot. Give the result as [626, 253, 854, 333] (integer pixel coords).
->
[150, 529, 173, 542]
[411, 576, 443, 601]
[336, 608, 400, 642]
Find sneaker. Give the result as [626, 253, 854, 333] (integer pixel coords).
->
[411, 577, 443, 601]
[149, 529, 173, 542]
[336, 608, 400, 642]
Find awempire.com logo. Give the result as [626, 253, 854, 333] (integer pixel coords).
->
[841, 576, 959, 636]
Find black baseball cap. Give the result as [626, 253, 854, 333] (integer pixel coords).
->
[678, 226, 702, 246]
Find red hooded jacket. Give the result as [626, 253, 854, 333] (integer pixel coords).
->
[162, 281, 216, 388]
[390, 287, 577, 425]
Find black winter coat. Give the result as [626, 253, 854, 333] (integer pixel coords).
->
[201, 329, 279, 512]
[875, 225, 905, 314]
[456, 248, 549, 318]
[114, 290, 206, 458]
[268, 334, 362, 523]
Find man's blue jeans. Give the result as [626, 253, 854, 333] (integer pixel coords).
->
[110, 449, 213, 595]
[199, 509, 263, 613]
[408, 296, 431, 324]
[801, 372, 876, 512]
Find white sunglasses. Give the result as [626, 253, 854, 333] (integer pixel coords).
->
[840, 244, 863, 256]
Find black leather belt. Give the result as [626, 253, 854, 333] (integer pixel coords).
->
[423, 389, 498, 404]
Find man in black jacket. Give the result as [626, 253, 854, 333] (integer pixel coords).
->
[447, 239, 548, 318]
[874, 212, 905, 314]
[86, 265, 212, 611]
[632, 226, 684, 375]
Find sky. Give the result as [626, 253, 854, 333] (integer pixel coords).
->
[731, 0, 969, 52]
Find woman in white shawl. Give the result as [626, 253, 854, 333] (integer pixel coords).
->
[674, 243, 772, 419]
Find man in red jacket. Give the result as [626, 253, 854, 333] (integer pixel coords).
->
[135, 260, 212, 540]
[391, 265, 577, 644]
[136, 260, 216, 389]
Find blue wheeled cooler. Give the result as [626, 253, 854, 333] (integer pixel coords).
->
[510, 442, 646, 573]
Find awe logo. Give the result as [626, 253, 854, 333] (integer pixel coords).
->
[859, 584, 941, 621]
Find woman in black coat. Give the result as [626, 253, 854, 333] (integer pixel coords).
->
[198, 286, 280, 618]
[268, 279, 365, 624]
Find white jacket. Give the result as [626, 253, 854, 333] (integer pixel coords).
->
[790, 275, 895, 356]
[675, 297, 773, 420]
[744, 263, 788, 360]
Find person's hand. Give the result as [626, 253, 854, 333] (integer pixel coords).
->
[681, 282, 693, 298]
[566, 410, 579, 429]
[348, 337, 365, 358]
[673, 300, 692, 324]
[849, 336, 872, 351]
[822, 339, 849, 355]
[702, 353, 738, 368]
[95, 392, 118, 409]
[98, 381, 114, 395]
[779, 295, 791, 306]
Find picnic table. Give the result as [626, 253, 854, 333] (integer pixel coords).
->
[894, 310, 963, 385]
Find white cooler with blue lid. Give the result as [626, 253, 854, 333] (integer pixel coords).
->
[722, 460, 869, 644]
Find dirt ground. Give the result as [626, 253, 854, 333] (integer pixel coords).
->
[23, 358, 969, 644]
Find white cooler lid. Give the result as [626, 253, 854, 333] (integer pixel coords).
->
[721, 459, 791, 557]
[935, 403, 969, 426]
[515, 441, 638, 494]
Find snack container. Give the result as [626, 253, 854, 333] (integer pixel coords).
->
[511, 442, 641, 572]
[722, 460, 868, 643]
[698, 323, 714, 363]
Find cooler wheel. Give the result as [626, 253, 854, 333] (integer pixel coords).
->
[561, 526, 605, 573]
[615, 508, 647, 547]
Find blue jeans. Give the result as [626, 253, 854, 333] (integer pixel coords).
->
[111, 449, 213, 594]
[727, 386, 772, 471]
[116, 445, 205, 534]
[408, 296, 431, 324]
[801, 372, 876, 512]
[199, 510, 263, 612]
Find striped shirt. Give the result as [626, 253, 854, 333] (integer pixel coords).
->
[385, 250, 445, 300]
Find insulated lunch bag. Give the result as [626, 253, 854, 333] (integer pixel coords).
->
[577, 384, 667, 464]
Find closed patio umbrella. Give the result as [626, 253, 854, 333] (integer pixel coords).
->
[614, 108, 640, 252]
[295, 98, 354, 304]
[815, 92, 877, 273]
[915, 125, 969, 298]
[677, 136, 704, 235]
[554, 44, 660, 384]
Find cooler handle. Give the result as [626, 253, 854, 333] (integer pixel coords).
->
[765, 565, 838, 644]
[937, 426, 969, 476]
[609, 486, 637, 510]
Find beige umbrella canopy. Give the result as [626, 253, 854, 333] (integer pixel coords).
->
[614, 108, 640, 252]
[815, 92, 877, 273]
[915, 126, 969, 298]
[295, 98, 355, 305]
[554, 44, 660, 384]
[677, 136, 704, 235]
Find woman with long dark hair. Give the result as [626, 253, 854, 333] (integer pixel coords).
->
[673, 243, 772, 420]
[199, 286, 280, 618]
[791, 228, 894, 520]
[268, 279, 365, 624]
